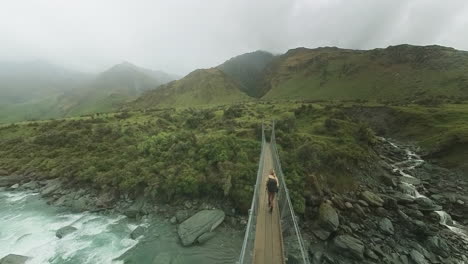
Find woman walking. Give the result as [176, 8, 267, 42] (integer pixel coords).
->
[266, 169, 279, 213]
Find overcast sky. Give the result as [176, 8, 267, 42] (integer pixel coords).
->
[1, 0, 468, 75]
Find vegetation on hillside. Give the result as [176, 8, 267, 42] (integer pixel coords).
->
[344, 102, 468, 174]
[262, 45, 468, 102]
[0, 101, 389, 213]
[217, 50, 275, 97]
[130, 68, 251, 109]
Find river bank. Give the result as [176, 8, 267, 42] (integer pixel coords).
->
[303, 137, 468, 264]
[0, 188, 243, 264]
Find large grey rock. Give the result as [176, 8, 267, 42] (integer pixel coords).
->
[20, 181, 39, 190]
[197, 232, 216, 244]
[130, 226, 146, 239]
[0, 175, 20, 187]
[177, 209, 225, 246]
[361, 191, 384, 207]
[124, 197, 146, 218]
[379, 217, 394, 235]
[41, 179, 62, 197]
[425, 236, 449, 258]
[312, 229, 331, 240]
[410, 250, 428, 264]
[175, 210, 191, 223]
[415, 197, 442, 211]
[56, 225, 77, 239]
[333, 235, 364, 260]
[0, 254, 29, 264]
[318, 201, 339, 232]
[70, 194, 92, 212]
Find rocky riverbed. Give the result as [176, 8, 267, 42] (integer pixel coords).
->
[0, 170, 245, 263]
[303, 137, 468, 264]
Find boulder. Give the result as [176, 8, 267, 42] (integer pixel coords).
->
[381, 175, 397, 187]
[10, 184, 19, 189]
[361, 191, 384, 207]
[130, 226, 146, 239]
[353, 204, 366, 217]
[70, 195, 91, 212]
[175, 210, 190, 223]
[0, 175, 20, 188]
[379, 217, 394, 235]
[345, 202, 353, 209]
[415, 197, 442, 212]
[41, 179, 62, 197]
[56, 226, 77, 239]
[409, 250, 428, 264]
[0, 254, 29, 264]
[318, 201, 339, 232]
[425, 236, 449, 258]
[177, 209, 225, 246]
[124, 197, 146, 218]
[170, 216, 177, 224]
[395, 193, 415, 204]
[197, 232, 216, 244]
[333, 235, 364, 260]
[312, 229, 331, 240]
[20, 181, 39, 190]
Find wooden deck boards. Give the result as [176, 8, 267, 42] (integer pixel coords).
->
[253, 143, 284, 264]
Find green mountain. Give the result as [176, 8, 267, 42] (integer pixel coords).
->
[217, 50, 274, 97]
[0, 61, 176, 123]
[261, 45, 468, 101]
[132, 45, 468, 111]
[131, 68, 250, 109]
[55, 62, 176, 116]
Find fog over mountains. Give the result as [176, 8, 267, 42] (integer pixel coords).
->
[0, 60, 178, 123]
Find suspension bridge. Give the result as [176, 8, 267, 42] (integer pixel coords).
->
[238, 122, 310, 264]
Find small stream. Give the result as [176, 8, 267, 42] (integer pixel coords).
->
[382, 138, 468, 242]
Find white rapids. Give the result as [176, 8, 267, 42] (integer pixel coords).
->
[0, 190, 138, 264]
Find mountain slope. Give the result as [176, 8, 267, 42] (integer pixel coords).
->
[0, 61, 177, 123]
[217, 50, 274, 97]
[56, 62, 173, 116]
[0, 60, 92, 105]
[261, 45, 468, 101]
[131, 68, 250, 109]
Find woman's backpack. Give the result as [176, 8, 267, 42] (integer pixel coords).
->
[267, 177, 278, 193]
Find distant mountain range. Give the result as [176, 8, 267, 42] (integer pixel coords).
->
[133, 44, 468, 111]
[0, 61, 178, 123]
[2, 44, 468, 123]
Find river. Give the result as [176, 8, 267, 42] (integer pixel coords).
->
[0, 190, 242, 263]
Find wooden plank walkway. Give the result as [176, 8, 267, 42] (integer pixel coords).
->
[253, 143, 284, 264]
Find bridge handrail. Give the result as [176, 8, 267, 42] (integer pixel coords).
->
[271, 121, 310, 264]
[238, 124, 266, 264]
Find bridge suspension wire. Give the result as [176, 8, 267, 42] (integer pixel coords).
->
[238, 122, 310, 264]
[238, 123, 266, 264]
[270, 121, 310, 264]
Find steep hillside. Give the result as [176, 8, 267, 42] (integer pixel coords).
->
[131, 68, 250, 109]
[261, 45, 468, 102]
[217, 50, 274, 97]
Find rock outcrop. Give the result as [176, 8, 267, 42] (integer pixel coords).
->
[0, 254, 29, 264]
[56, 225, 77, 239]
[177, 209, 225, 246]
